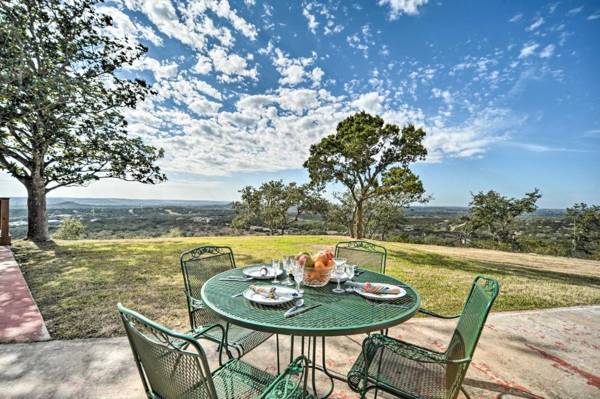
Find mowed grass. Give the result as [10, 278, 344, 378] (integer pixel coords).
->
[13, 235, 600, 340]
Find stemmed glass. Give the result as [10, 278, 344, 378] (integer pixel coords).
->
[332, 258, 347, 294]
[345, 264, 356, 282]
[271, 259, 281, 283]
[282, 256, 294, 286]
[292, 261, 305, 295]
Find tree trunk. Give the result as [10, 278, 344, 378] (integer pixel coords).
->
[26, 176, 49, 242]
[355, 201, 364, 239]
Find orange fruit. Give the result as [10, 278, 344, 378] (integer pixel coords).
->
[314, 260, 326, 270]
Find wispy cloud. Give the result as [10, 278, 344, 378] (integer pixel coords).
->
[567, 6, 584, 16]
[526, 17, 545, 31]
[539, 44, 555, 58]
[587, 12, 600, 21]
[507, 142, 587, 153]
[519, 42, 539, 58]
[509, 13, 523, 23]
[583, 129, 600, 138]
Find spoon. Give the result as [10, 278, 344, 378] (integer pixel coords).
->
[284, 298, 304, 318]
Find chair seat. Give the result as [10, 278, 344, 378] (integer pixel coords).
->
[195, 322, 273, 356]
[212, 359, 277, 399]
[348, 336, 456, 399]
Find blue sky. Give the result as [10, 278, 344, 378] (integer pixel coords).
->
[2, 0, 599, 207]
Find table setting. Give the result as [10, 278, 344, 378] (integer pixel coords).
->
[200, 250, 420, 399]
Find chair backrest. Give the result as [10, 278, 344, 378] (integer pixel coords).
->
[181, 246, 236, 299]
[118, 303, 217, 399]
[334, 240, 387, 274]
[445, 276, 500, 397]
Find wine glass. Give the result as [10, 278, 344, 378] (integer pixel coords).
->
[292, 262, 305, 295]
[332, 258, 347, 294]
[271, 259, 281, 283]
[345, 264, 356, 282]
[282, 256, 294, 286]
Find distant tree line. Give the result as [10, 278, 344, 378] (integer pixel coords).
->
[232, 111, 599, 259]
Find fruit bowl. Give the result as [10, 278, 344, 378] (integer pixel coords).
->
[303, 265, 334, 287]
[296, 250, 336, 288]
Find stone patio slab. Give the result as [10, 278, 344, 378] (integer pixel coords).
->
[0, 305, 598, 398]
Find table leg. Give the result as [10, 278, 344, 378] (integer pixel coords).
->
[289, 335, 368, 398]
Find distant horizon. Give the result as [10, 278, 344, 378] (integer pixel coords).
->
[3, 195, 569, 211]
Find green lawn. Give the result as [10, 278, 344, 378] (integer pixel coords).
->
[13, 235, 600, 340]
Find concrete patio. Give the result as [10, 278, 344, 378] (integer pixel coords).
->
[1, 305, 598, 398]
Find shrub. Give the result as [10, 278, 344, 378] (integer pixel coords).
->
[53, 218, 86, 240]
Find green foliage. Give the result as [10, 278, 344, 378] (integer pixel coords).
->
[567, 203, 600, 256]
[53, 218, 86, 240]
[466, 189, 542, 246]
[363, 195, 408, 240]
[233, 180, 328, 234]
[304, 112, 428, 238]
[0, 0, 165, 241]
[328, 191, 408, 240]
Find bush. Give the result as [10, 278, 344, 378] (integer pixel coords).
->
[53, 218, 86, 240]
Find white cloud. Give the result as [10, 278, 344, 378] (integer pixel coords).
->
[122, 0, 257, 53]
[509, 13, 523, 23]
[346, 25, 374, 58]
[208, 46, 258, 82]
[378, 0, 429, 20]
[311, 67, 325, 86]
[303, 7, 319, 34]
[567, 6, 583, 16]
[352, 91, 384, 114]
[539, 44, 555, 58]
[424, 108, 520, 160]
[272, 48, 319, 86]
[188, 97, 222, 116]
[127, 57, 178, 80]
[519, 42, 539, 58]
[588, 13, 600, 21]
[192, 55, 213, 74]
[526, 17, 544, 31]
[432, 88, 452, 104]
[97, 6, 163, 46]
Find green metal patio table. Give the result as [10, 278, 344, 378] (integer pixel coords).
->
[201, 266, 421, 398]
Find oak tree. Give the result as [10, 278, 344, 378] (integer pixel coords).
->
[466, 189, 541, 246]
[304, 112, 427, 238]
[233, 180, 327, 235]
[0, 0, 165, 241]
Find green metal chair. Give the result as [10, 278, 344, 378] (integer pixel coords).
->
[118, 303, 310, 399]
[181, 246, 272, 360]
[335, 240, 387, 274]
[347, 275, 500, 399]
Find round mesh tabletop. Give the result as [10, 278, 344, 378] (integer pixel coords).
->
[201, 267, 420, 336]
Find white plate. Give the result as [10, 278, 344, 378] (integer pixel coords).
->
[242, 265, 284, 280]
[243, 285, 297, 306]
[355, 284, 407, 301]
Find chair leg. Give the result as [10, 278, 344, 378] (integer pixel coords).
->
[460, 385, 472, 399]
[276, 334, 280, 374]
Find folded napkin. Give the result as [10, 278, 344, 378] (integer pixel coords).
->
[249, 285, 278, 299]
[345, 281, 401, 294]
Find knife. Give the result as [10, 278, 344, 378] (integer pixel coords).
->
[284, 304, 322, 318]
[220, 277, 252, 282]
